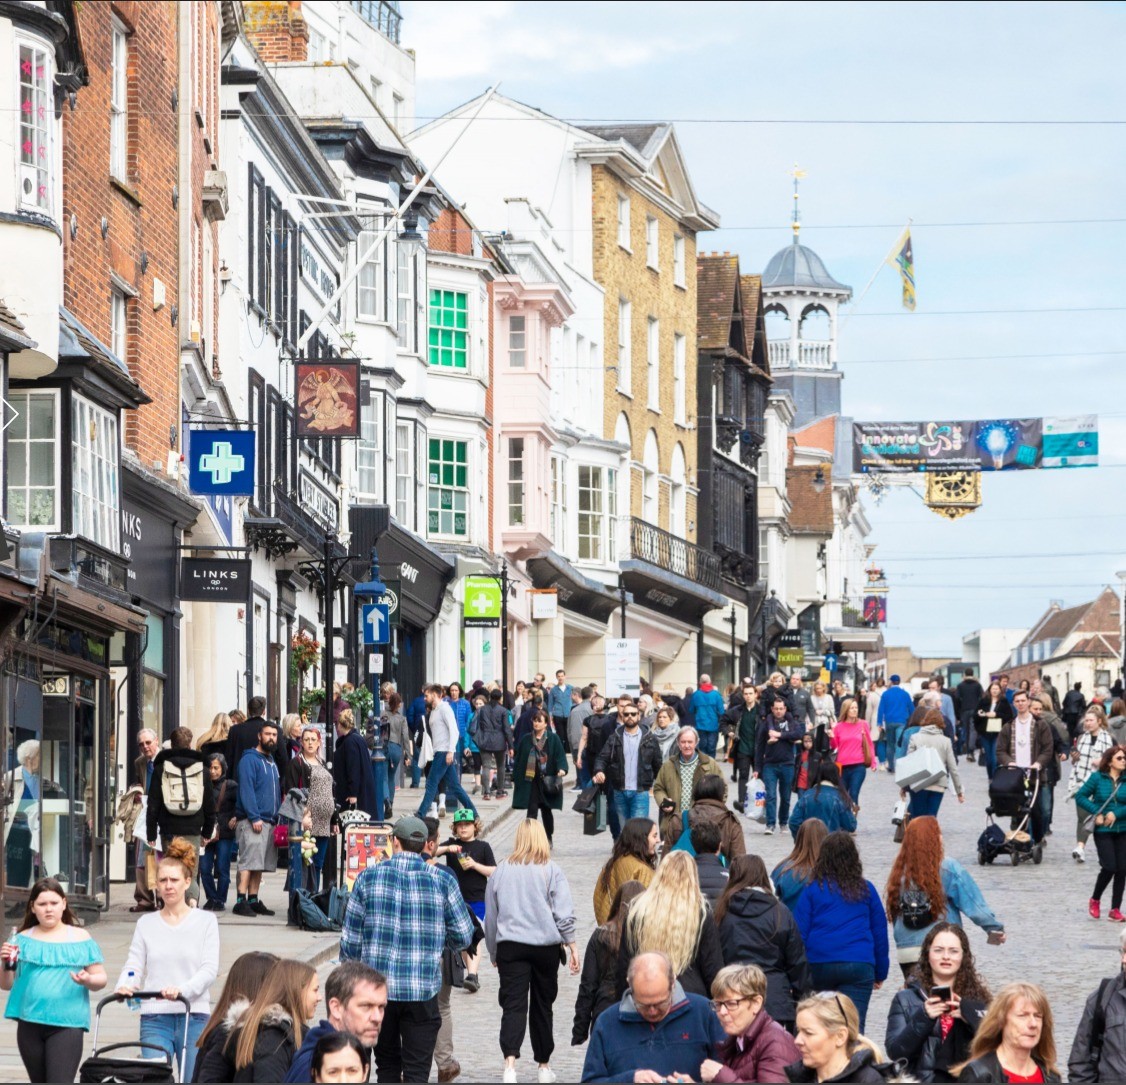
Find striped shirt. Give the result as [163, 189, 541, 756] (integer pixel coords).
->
[340, 852, 473, 1002]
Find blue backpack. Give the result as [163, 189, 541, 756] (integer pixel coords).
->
[292, 888, 340, 932]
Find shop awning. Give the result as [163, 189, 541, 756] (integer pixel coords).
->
[619, 559, 728, 624]
[377, 523, 455, 628]
[526, 551, 623, 624]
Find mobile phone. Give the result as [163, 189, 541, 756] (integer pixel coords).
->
[930, 984, 952, 1001]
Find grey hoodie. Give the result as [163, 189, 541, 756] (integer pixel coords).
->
[484, 858, 576, 960]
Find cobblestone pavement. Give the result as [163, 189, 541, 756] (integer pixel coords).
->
[0, 763, 1111, 1081]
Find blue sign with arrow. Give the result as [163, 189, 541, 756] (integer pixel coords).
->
[362, 602, 390, 646]
[823, 653, 838, 672]
[188, 430, 256, 496]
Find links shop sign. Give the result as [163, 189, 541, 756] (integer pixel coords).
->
[180, 558, 252, 602]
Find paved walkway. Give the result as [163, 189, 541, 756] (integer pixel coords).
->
[0, 763, 1110, 1080]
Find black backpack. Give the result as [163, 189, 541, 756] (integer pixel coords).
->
[899, 884, 934, 930]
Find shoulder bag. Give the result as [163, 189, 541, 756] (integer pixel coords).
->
[860, 727, 874, 769]
[1083, 781, 1122, 835]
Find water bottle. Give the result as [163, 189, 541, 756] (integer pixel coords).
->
[125, 969, 139, 1011]
[3, 926, 18, 971]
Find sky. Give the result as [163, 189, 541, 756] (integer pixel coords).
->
[400, 0, 1126, 657]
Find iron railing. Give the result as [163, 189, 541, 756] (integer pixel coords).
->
[629, 517, 722, 590]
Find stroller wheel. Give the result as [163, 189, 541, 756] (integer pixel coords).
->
[1011, 850, 1021, 866]
[1033, 844, 1044, 865]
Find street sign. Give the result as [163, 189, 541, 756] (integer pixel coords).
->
[824, 653, 838, 672]
[777, 630, 804, 670]
[604, 639, 641, 698]
[187, 430, 256, 496]
[368, 653, 384, 674]
[362, 602, 390, 645]
[463, 574, 501, 628]
[180, 558, 252, 602]
[380, 578, 401, 627]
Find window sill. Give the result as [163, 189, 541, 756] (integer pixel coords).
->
[674, 280, 687, 291]
[110, 175, 142, 207]
[617, 243, 632, 254]
[646, 263, 660, 274]
[647, 404, 661, 415]
[674, 417, 689, 429]
[616, 386, 633, 399]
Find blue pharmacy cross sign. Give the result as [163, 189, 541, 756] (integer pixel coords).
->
[823, 653, 838, 672]
[188, 430, 256, 496]
[362, 603, 390, 646]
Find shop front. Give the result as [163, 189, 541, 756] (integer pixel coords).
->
[376, 523, 454, 698]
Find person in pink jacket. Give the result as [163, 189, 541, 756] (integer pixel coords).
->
[831, 698, 875, 808]
[700, 963, 800, 1084]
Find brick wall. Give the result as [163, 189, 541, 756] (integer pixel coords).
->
[243, 1, 309, 63]
[63, 0, 180, 473]
[591, 164, 700, 540]
[428, 207, 474, 257]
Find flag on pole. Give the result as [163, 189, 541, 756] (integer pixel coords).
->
[888, 228, 915, 311]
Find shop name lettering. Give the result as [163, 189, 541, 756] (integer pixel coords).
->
[300, 239, 339, 307]
[861, 423, 966, 458]
[298, 472, 339, 529]
[645, 588, 678, 608]
[190, 567, 244, 586]
[121, 509, 142, 579]
[400, 562, 419, 584]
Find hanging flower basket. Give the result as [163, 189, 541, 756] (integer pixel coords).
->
[343, 685, 374, 721]
[299, 688, 325, 718]
[290, 629, 321, 684]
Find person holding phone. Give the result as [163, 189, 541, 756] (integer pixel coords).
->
[885, 922, 991, 1082]
[976, 681, 1014, 781]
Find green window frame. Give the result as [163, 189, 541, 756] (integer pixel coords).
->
[428, 289, 468, 369]
[427, 438, 469, 537]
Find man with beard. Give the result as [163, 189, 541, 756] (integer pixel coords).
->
[233, 720, 282, 917]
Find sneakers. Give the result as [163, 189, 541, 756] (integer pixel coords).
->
[1091, 898, 1102, 920]
[569, 785, 583, 793]
[764, 826, 775, 836]
[502, 1067, 517, 1084]
[428, 804, 439, 819]
[539, 1068, 557, 1084]
[1074, 844, 1086, 863]
[232, 901, 256, 917]
[438, 805, 448, 819]
[1111, 909, 1126, 923]
[250, 900, 275, 916]
[463, 973, 480, 993]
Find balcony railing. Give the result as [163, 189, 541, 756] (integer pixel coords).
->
[351, 0, 402, 43]
[768, 340, 833, 371]
[842, 601, 878, 629]
[629, 517, 722, 590]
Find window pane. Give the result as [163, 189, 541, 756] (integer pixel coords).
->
[29, 396, 54, 439]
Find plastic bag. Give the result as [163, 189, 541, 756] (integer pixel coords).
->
[748, 778, 767, 823]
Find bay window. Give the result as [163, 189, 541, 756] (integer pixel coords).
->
[395, 421, 413, 527]
[72, 396, 120, 549]
[427, 437, 468, 538]
[7, 390, 58, 530]
[577, 465, 604, 561]
[356, 392, 381, 501]
[17, 42, 52, 213]
[507, 437, 525, 525]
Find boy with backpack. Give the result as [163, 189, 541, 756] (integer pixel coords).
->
[146, 726, 216, 905]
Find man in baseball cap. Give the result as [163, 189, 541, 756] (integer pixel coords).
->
[340, 814, 473, 1082]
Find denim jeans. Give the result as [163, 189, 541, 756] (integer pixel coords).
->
[287, 836, 328, 893]
[908, 789, 944, 818]
[410, 744, 422, 787]
[140, 1012, 208, 1081]
[884, 725, 902, 770]
[385, 741, 403, 810]
[761, 762, 795, 829]
[200, 838, 234, 905]
[808, 962, 876, 1032]
[980, 735, 999, 779]
[416, 754, 477, 819]
[605, 787, 622, 839]
[697, 730, 719, 758]
[841, 764, 867, 807]
[613, 789, 651, 824]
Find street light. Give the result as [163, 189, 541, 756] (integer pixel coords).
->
[811, 466, 827, 494]
[1116, 571, 1126, 690]
[397, 213, 426, 260]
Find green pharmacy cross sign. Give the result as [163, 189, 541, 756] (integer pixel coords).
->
[463, 575, 501, 628]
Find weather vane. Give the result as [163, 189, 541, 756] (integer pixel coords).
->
[790, 164, 807, 238]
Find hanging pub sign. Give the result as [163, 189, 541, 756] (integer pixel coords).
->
[180, 558, 252, 602]
[295, 360, 360, 438]
[187, 429, 256, 496]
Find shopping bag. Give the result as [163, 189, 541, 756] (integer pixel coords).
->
[572, 784, 600, 815]
[894, 747, 945, 790]
[891, 798, 908, 825]
[748, 778, 767, 823]
[583, 792, 608, 835]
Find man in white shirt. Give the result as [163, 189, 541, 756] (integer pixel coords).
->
[998, 690, 1053, 843]
[416, 685, 478, 820]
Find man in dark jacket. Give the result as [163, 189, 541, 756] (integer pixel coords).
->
[788, 673, 815, 729]
[474, 688, 512, 799]
[1063, 681, 1088, 739]
[285, 962, 388, 1083]
[689, 819, 728, 904]
[333, 710, 379, 819]
[147, 727, 216, 905]
[754, 697, 804, 836]
[132, 728, 160, 913]
[227, 696, 289, 780]
[1069, 932, 1126, 1082]
[956, 669, 985, 760]
[592, 696, 664, 825]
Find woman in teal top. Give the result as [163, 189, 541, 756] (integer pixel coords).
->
[1, 876, 106, 1083]
[1076, 745, 1126, 920]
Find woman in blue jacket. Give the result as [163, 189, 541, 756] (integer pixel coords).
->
[792, 831, 888, 1032]
[788, 761, 857, 839]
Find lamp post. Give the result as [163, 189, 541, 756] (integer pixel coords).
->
[728, 603, 738, 687]
[1117, 571, 1126, 690]
[618, 573, 628, 640]
[760, 589, 776, 681]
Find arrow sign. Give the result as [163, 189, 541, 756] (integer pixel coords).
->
[362, 602, 390, 646]
[823, 653, 838, 672]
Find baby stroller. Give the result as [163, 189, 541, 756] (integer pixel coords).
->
[79, 992, 191, 1083]
[978, 764, 1043, 867]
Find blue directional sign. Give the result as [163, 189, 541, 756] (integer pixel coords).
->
[823, 653, 838, 672]
[362, 602, 390, 646]
[188, 430, 256, 497]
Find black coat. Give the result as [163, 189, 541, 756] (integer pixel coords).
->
[694, 853, 730, 905]
[229, 1008, 298, 1083]
[332, 728, 378, 819]
[975, 694, 1013, 736]
[760, 684, 795, 721]
[147, 748, 216, 842]
[213, 775, 239, 841]
[957, 1052, 1061, 1083]
[956, 679, 984, 719]
[594, 725, 664, 793]
[1063, 688, 1088, 720]
[718, 887, 811, 1024]
[616, 912, 724, 1000]
[885, 981, 985, 1082]
[475, 702, 512, 753]
[572, 929, 619, 1044]
[786, 1048, 901, 1082]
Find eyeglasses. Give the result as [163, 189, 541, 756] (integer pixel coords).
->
[630, 989, 673, 1012]
[710, 997, 749, 1014]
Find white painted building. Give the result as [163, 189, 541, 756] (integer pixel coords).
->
[963, 627, 1029, 682]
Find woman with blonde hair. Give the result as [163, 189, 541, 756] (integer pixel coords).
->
[955, 982, 1060, 1082]
[485, 818, 579, 1084]
[116, 839, 220, 1080]
[224, 959, 319, 1082]
[197, 712, 232, 762]
[786, 992, 893, 1082]
[616, 850, 724, 1000]
[1070, 708, 1114, 863]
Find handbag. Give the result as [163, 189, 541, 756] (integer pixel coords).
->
[572, 784, 600, 814]
[670, 810, 696, 855]
[861, 730, 874, 769]
[583, 792, 608, 835]
[894, 813, 911, 844]
[986, 717, 1003, 734]
[1082, 782, 1121, 834]
[540, 772, 563, 800]
[273, 822, 291, 848]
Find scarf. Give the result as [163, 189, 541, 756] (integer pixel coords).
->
[649, 720, 680, 759]
[525, 731, 548, 780]
[678, 754, 699, 811]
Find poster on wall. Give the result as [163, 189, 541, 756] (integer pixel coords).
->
[604, 639, 641, 698]
[295, 360, 360, 437]
[344, 824, 392, 890]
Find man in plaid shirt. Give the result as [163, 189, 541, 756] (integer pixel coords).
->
[341, 815, 473, 1082]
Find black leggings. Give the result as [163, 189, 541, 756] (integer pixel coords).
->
[17, 1020, 85, 1084]
[526, 777, 555, 841]
[1093, 832, 1126, 909]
